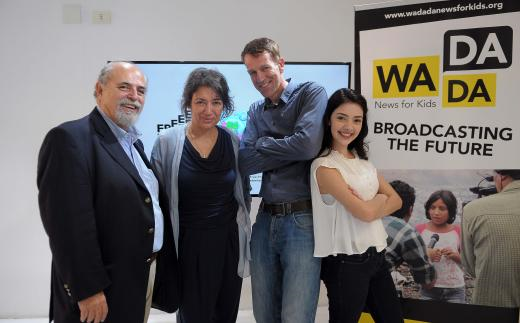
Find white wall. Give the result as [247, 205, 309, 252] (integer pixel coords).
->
[0, 0, 414, 318]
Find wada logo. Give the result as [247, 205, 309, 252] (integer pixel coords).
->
[372, 26, 512, 108]
[442, 26, 512, 108]
[373, 56, 439, 98]
[443, 26, 513, 71]
[443, 73, 496, 108]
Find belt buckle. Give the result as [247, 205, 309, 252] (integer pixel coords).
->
[282, 202, 291, 215]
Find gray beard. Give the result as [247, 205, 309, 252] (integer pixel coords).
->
[115, 107, 140, 130]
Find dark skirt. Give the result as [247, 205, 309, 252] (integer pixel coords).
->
[177, 221, 242, 323]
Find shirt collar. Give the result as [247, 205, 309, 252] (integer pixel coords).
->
[264, 78, 294, 110]
[502, 180, 520, 193]
[96, 106, 141, 144]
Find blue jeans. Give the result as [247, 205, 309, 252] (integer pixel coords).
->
[250, 209, 321, 323]
[420, 286, 466, 303]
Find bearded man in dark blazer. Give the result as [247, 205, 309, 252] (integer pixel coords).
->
[37, 61, 179, 323]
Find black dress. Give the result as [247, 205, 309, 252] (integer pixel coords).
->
[177, 127, 242, 323]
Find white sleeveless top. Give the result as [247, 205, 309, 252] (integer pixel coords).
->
[419, 229, 465, 288]
[310, 150, 388, 257]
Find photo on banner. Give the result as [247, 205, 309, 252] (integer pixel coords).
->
[355, 0, 520, 319]
[379, 168, 494, 301]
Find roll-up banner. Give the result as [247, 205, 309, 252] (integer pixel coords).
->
[355, 1, 519, 322]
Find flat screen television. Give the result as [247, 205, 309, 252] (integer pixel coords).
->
[135, 61, 351, 195]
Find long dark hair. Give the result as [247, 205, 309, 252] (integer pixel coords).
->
[319, 88, 369, 160]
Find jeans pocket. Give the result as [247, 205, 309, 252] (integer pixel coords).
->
[250, 221, 262, 246]
[292, 211, 313, 230]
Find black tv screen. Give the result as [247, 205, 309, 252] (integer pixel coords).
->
[135, 61, 351, 195]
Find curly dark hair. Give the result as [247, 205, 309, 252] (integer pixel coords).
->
[181, 67, 234, 118]
[424, 190, 458, 224]
[389, 180, 416, 219]
[319, 88, 369, 160]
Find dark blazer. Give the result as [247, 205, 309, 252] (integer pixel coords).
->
[37, 108, 179, 322]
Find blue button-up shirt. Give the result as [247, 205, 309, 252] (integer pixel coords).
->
[97, 107, 164, 252]
[238, 80, 328, 203]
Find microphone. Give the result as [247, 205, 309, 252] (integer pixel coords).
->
[427, 234, 440, 248]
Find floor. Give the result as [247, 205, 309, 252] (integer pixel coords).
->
[0, 306, 330, 322]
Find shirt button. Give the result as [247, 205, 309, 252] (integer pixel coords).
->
[148, 228, 154, 234]
[144, 196, 151, 204]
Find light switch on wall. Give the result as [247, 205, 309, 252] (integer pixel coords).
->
[92, 11, 112, 24]
[62, 4, 81, 24]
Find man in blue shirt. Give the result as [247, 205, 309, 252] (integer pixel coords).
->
[239, 38, 328, 323]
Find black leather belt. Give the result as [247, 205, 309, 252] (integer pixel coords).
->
[260, 199, 312, 216]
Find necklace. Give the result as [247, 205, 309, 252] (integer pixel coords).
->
[187, 124, 215, 159]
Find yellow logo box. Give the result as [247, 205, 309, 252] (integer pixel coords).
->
[442, 73, 496, 108]
[373, 56, 439, 98]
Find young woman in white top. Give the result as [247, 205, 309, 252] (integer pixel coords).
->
[310, 88, 404, 323]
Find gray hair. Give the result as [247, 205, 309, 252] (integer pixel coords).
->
[93, 61, 146, 98]
[181, 67, 234, 118]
